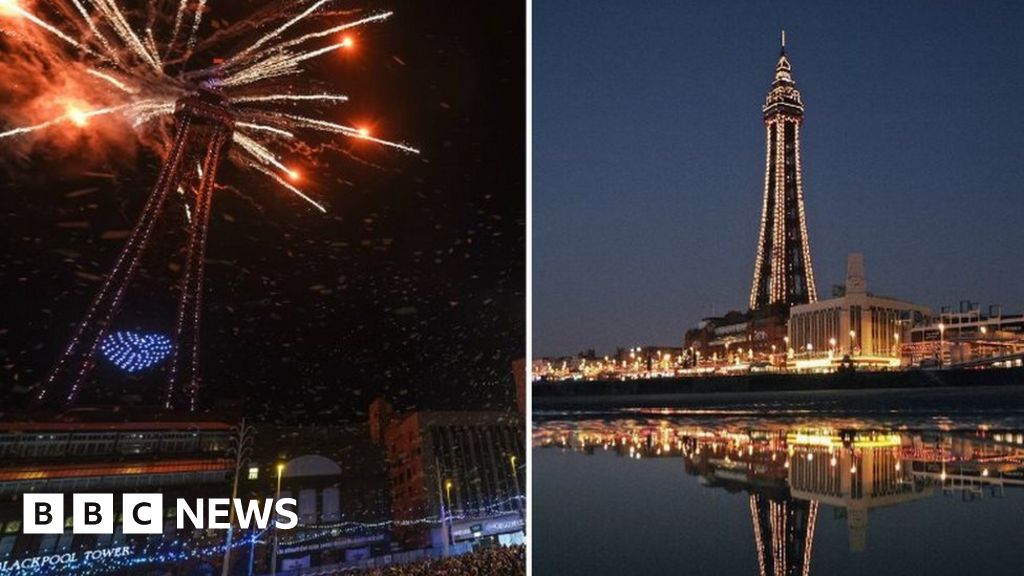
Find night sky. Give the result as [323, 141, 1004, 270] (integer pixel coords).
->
[534, 1, 1024, 357]
[0, 1, 524, 421]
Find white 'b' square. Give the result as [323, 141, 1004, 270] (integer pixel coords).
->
[73, 493, 114, 534]
[23, 494, 63, 534]
[122, 494, 163, 534]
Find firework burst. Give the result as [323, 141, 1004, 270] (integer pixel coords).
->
[0, 0, 418, 211]
[0, 0, 418, 409]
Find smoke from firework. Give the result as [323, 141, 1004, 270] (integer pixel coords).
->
[0, 9, 142, 166]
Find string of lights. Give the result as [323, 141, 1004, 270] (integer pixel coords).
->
[294, 495, 527, 532]
[6, 530, 266, 576]
[793, 121, 817, 302]
[749, 121, 774, 310]
[5, 495, 529, 576]
[750, 38, 817, 310]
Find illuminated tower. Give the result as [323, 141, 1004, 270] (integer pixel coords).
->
[39, 89, 234, 411]
[749, 32, 818, 311]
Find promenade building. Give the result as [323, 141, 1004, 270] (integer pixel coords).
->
[787, 254, 930, 371]
[0, 417, 233, 567]
[382, 409, 525, 549]
[903, 304, 1024, 368]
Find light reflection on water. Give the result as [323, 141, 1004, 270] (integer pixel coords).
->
[533, 408, 1024, 576]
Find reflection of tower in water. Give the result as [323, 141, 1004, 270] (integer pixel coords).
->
[675, 429, 819, 576]
[535, 420, 1024, 575]
[749, 494, 818, 576]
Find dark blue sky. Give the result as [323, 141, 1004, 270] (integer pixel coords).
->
[534, 0, 1024, 356]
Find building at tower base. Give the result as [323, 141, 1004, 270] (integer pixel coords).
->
[787, 253, 930, 372]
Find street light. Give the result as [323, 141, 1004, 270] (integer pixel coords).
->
[509, 455, 525, 534]
[223, 419, 256, 576]
[270, 462, 284, 576]
[444, 479, 454, 549]
[938, 323, 946, 368]
[849, 330, 856, 355]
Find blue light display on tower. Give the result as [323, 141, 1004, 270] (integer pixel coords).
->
[100, 331, 173, 373]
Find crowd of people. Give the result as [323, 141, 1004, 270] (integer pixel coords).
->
[347, 545, 525, 576]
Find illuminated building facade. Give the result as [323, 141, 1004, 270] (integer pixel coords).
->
[904, 303, 1024, 368]
[0, 420, 232, 564]
[0, 420, 232, 497]
[788, 254, 930, 370]
[383, 411, 525, 548]
[749, 33, 818, 311]
[532, 347, 685, 381]
[685, 310, 788, 367]
[0, 420, 397, 573]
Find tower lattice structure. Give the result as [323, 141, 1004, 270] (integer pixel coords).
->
[38, 90, 234, 411]
[749, 34, 818, 311]
[749, 493, 818, 576]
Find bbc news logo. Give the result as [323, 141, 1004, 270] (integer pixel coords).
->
[23, 494, 298, 534]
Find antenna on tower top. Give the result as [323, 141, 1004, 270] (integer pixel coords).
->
[781, 29, 786, 52]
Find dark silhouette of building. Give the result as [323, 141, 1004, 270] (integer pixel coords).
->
[512, 359, 526, 415]
[242, 424, 393, 572]
[369, 397, 395, 446]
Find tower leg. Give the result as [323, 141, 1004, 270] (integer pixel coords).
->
[38, 116, 194, 406]
[166, 127, 230, 411]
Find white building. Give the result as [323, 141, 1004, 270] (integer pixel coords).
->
[787, 253, 930, 371]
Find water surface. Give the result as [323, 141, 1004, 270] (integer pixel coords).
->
[533, 396, 1024, 575]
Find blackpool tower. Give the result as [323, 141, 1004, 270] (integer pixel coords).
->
[749, 33, 818, 311]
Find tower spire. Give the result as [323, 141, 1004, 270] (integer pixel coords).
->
[781, 29, 786, 54]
